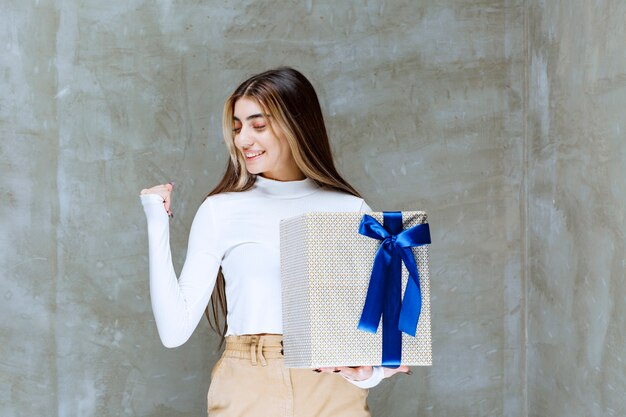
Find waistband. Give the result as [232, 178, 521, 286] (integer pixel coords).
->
[223, 334, 284, 366]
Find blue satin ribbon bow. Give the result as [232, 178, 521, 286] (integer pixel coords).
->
[357, 211, 431, 367]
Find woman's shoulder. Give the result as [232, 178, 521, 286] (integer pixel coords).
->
[198, 190, 243, 211]
[197, 188, 263, 216]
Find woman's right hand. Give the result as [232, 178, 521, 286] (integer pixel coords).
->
[140, 182, 175, 218]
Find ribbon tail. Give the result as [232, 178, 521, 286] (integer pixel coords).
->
[357, 244, 391, 333]
[381, 247, 403, 368]
[380, 212, 404, 368]
[397, 248, 422, 337]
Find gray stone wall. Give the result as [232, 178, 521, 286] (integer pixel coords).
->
[527, 1, 626, 416]
[1, 1, 623, 416]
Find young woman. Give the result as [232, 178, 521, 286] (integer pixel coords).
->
[139, 67, 409, 416]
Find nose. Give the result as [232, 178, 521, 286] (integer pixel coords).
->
[234, 126, 254, 150]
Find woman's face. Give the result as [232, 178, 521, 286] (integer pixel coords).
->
[233, 97, 302, 181]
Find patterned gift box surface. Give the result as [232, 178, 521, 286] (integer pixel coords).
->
[280, 211, 432, 368]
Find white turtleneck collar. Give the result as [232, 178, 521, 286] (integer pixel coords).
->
[253, 174, 321, 198]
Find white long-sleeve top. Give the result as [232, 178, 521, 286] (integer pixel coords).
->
[140, 174, 384, 388]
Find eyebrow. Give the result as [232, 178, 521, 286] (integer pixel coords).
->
[233, 113, 268, 122]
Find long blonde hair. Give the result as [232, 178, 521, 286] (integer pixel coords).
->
[204, 67, 365, 347]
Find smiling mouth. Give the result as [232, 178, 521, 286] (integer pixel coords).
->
[245, 151, 265, 161]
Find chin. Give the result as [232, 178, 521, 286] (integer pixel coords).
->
[246, 163, 271, 175]
[245, 167, 264, 176]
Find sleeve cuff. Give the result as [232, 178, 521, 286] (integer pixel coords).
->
[140, 193, 165, 205]
[344, 365, 385, 389]
[140, 193, 169, 223]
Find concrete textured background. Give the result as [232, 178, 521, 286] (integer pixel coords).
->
[0, 1, 623, 417]
[527, 1, 626, 416]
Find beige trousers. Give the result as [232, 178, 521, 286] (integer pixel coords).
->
[207, 334, 371, 417]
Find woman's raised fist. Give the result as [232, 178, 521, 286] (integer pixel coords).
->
[140, 182, 175, 218]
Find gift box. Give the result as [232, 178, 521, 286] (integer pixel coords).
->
[280, 211, 432, 368]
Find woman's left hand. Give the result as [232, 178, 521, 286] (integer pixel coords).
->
[317, 365, 411, 381]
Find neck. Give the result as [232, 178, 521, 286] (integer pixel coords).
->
[259, 163, 308, 181]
